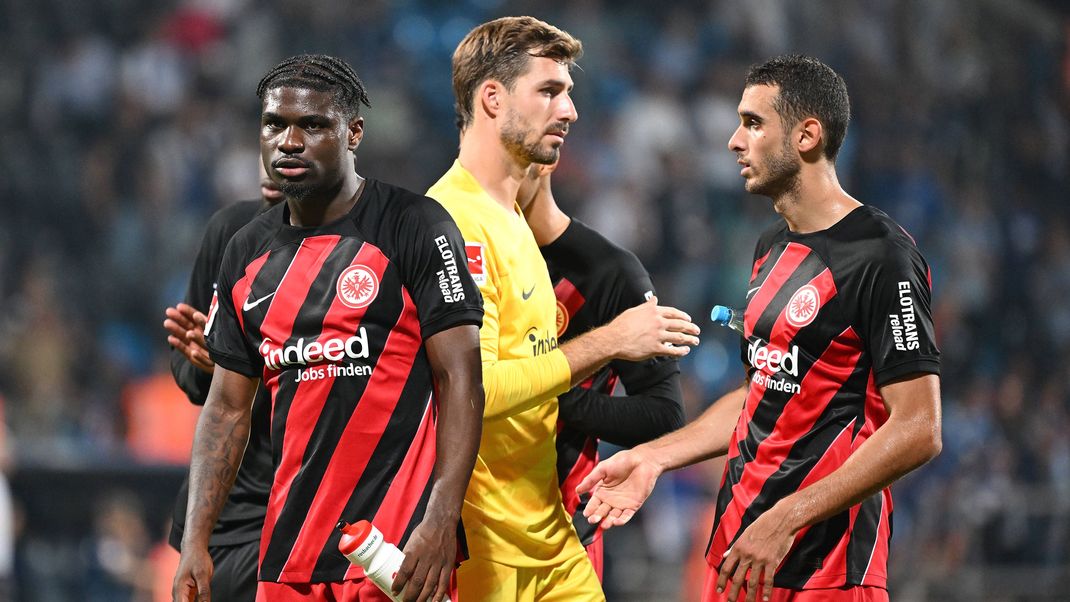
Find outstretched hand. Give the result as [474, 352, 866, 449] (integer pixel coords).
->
[164, 303, 214, 373]
[576, 447, 662, 529]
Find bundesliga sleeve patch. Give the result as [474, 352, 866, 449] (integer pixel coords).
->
[465, 242, 486, 286]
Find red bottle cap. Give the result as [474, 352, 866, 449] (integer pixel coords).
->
[337, 520, 373, 556]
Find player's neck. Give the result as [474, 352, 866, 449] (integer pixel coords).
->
[774, 168, 860, 234]
[458, 126, 528, 213]
[287, 174, 365, 228]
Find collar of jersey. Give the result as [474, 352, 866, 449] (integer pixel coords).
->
[446, 160, 524, 218]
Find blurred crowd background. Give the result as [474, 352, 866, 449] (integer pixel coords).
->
[0, 0, 1068, 600]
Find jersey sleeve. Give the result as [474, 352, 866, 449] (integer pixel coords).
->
[396, 199, 484, 339]
[558, 367, 684, 447]
[855, 238, 941, 385]
[473, 231, 571, 420]
[204, 239, 263, 378]
[170, 207, 235, 404]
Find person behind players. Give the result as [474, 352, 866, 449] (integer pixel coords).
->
[578, 55, 942, 602]
[515, 161, 685, 580]
[162, 161, 284, 602]
[173, 54, 484, 602]
[427, 16, 700, 602]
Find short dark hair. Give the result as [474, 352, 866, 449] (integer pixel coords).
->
[452, 16, 583, 131]
[746, 55, 850, 161]
[256, 54, 371, 119]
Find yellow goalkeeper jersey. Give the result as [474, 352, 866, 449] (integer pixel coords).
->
[427, 160, 585, 567]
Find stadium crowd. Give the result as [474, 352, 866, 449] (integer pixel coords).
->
[0, 0, 1067, 599]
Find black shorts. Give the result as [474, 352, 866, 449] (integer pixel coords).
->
[209, 539, 259, 602]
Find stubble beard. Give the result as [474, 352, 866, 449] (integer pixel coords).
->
[501, 109, 560, 165]
[748, 137, 801, 201]
[279, 180, 316, 201]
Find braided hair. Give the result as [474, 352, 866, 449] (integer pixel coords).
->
[256, 54, 371, 118]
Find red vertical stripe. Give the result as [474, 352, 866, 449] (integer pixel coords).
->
[257, 236, 342, 347]
[862, 490, 891, 586]
[859, 371, 891, 586]
[231, 252, 272, 333]
[259, 372, 338, 567]
[341, 392, 437, 580]
[796, 418, 857, 492]
[750, 249, 772, 283]
[278, 288, 422, 580]
[744, 243, 812, 338]
[559, 437, 598, 516]
[258, 241, 386, 564]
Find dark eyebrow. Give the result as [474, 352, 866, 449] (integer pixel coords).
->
[261, 111, 332, 124]
[540, 78, 572, 90]
[740, 110, 762, 122]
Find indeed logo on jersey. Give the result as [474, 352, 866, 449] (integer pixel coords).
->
[747, 339, 800, 377]
[259, 328, 369, 370]
[525, 327, 559, 357]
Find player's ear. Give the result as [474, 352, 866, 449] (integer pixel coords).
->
[347, 116, 364, 151]
[797, 117, 822, 156]
[478, 81, 503, 120]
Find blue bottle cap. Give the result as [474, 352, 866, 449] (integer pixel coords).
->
[710, 305, 731, 324]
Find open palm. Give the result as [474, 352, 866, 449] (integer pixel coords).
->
[576, 448, 662, 529]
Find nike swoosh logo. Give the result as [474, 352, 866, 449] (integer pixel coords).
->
[747, 286, 761, 299]
[522, 285, 536, 300]
[243, 292, 276, 312]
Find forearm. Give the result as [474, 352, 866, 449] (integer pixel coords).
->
[777, 401, 941, 534]
[557, 374, 684, 447]
[425, 373, 484, 523]
[181, 389, 252, 548]
[639, 384, 747, 473]
[559, 327, 617, 385]
[482, 349, 571, 420]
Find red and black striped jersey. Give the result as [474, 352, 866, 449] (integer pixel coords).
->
[707, 206, 940, 590]
[204, 179, 482, 583]
[542, 220, 684, 547]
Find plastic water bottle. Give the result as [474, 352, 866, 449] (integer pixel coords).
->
[710, 305, 745, 336]
[337, 520, 452, 602]
[338, 520, 407, 601]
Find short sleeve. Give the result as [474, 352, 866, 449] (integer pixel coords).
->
[396, 200, 484, 339]
[204, 241, 263, 378]
[857, 240, 940, 385]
